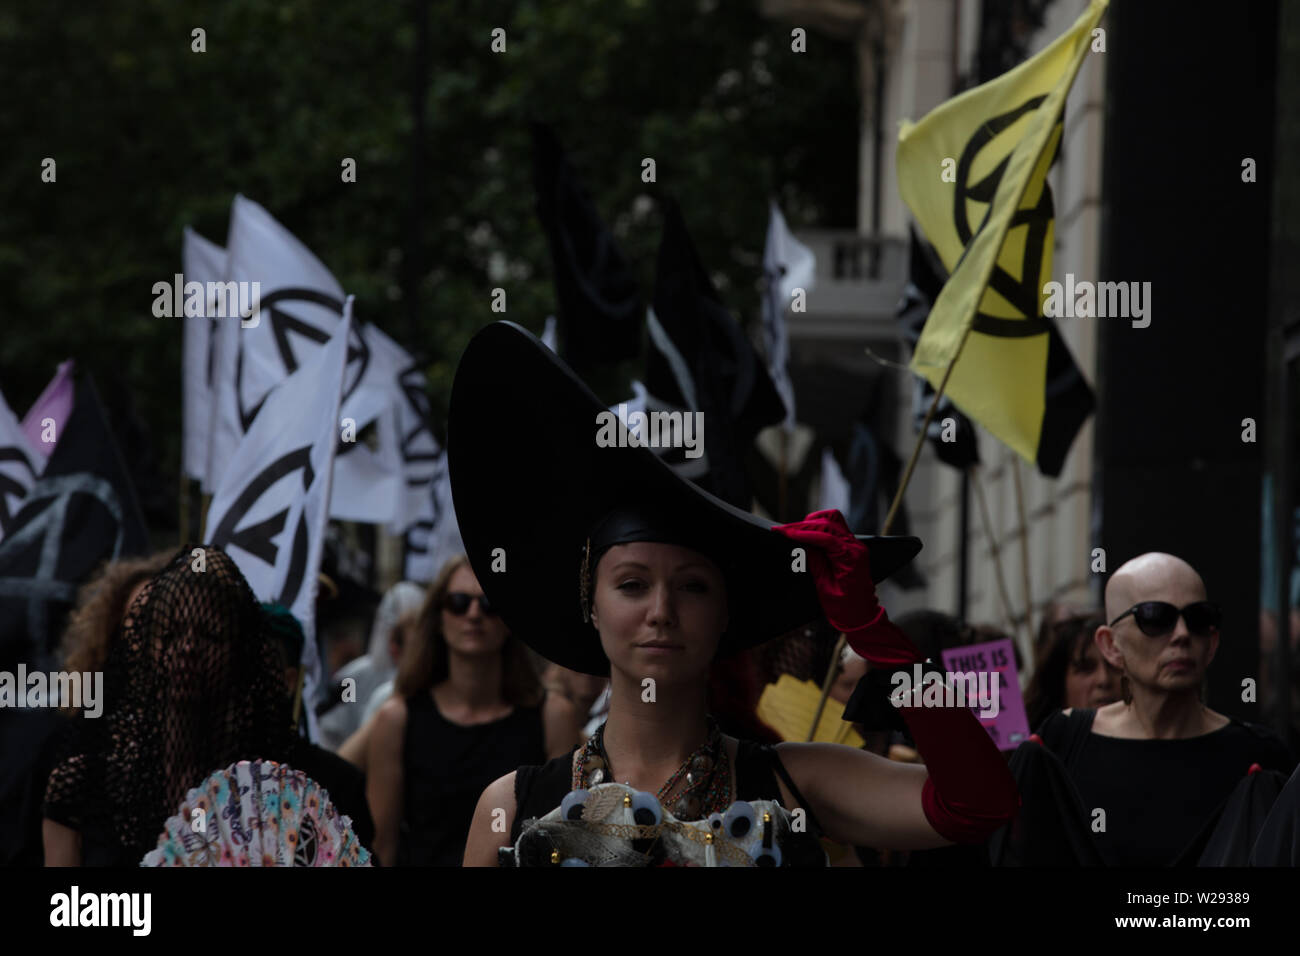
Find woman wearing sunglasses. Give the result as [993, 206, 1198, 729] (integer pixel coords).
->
[365, 554, 575, 866]
[1022, 551, 1295, 866]
[450, 323, 1018, 867]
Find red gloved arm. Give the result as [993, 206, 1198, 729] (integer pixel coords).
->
[774, 510, 1020, 843]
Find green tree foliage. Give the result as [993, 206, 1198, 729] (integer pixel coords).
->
[0, 0, 858, 534]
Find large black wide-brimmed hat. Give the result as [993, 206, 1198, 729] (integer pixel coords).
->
[447, 322, 922, 676]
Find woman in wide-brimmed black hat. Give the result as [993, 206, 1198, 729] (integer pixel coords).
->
[452, 322, 1018, 866]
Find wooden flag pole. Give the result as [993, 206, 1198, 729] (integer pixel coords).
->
[806, 633, 846, 742]
[806, 330, 975, 742]
[881, 345, 964, 533]
[1010, 458, 1036, 677]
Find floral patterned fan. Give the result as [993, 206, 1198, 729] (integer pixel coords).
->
[142, 759, 372, 867]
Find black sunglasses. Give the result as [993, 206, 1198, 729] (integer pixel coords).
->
[442, 592, 497, 617]
[1108, 601, 1220, 636]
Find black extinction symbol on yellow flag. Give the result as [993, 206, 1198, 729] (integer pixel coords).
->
[953, 96, 1055, 340]
[945, 97, 1093, 476]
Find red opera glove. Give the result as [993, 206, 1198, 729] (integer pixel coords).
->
[777, 510, 1019, 842]
[905, 703, 1021, 843]
[774, 510, 921, 667]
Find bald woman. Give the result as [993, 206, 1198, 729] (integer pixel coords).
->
[1027, 552, 1293, 865]
[1089, 552, 1226, 739]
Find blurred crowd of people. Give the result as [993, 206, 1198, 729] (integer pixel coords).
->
[9, 540, 1298, 868]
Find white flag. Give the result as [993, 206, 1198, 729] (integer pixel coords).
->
[206, 195, 345, 492]
[330, 400, 403, 524]
[182, 228, 226, 482]
[610, 380, 648, 443]
[359, 323, 442, 533]
[204, 299, 353, 741]
[0, 388, 42, 544]
[540, 315, 558, 353]
[402, 452, 463, 583]
[762, 201, 815, 431]
[206, 196, 403, 523]
[817, 447, 851, 517]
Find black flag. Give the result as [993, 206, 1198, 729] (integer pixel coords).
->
[645, 198, 786, 509]
[843, 423, 925, 590]
[0, 374, 149, 670]
[897, 228, 981, 470]
[531, 123, 643, 371]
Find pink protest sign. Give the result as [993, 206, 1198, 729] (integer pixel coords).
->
[940, 638, 1030, 751]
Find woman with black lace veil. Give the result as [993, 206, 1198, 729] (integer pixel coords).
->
[451, 323, 1020, 867]
[42, 547, 297, 866]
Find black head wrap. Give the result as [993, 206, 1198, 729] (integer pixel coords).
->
[43, 546, 296, 861]
[588, 505, 724, 574]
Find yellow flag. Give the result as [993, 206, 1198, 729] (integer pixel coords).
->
[899, 0, 1105, 473]
[756, 674, 866, 746]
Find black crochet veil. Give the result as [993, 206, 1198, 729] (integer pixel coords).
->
[43, 545, 296, 861]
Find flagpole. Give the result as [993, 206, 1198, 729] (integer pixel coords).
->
[1010, 458, 1036, 678]
[881, 348, 960, 534]
[805, 633, 845, 742]
[806, 0, 1109, 743]
[807, 333, 970, 742]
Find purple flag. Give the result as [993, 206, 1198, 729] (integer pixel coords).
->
[21, 360, 75, 459]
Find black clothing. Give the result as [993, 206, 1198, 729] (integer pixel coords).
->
[1251, 761, 1300, 865]
[510, 736, 824, 859]
[988, 737, 1110, 866]
[1034, 708, 1294, 866]
[398, 693, 544, 866]
[1190, 767, 1289, 865]
[0, 708, 65, 866]
[42, 738, 376, 867]
[42, 548, 298, 866]
[285, 738, 375, 853]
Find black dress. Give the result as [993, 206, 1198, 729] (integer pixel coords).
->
[398, 693, 545, 866]
[1002, 708, 1294, 866]
[510, 737, 827, 865]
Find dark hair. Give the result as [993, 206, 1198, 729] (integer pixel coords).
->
[394, 554, 542, 708]
[57, 549, 175, 708]
[708, 650, 781, 745]
[893, 610, 1022, 668]
[894, 610, 967, 661]
[1023, 610, 1105, 729]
